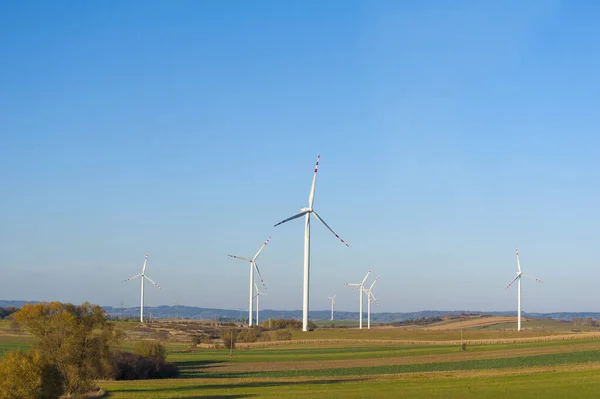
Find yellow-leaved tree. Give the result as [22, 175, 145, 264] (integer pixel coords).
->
[13, 302, 123, 396]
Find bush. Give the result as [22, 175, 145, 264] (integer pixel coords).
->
[262, 319, 315, 330]
[237, 328, 260, 343]
[0, 350, 64, 399]
[133, 341, 166, 362]
[258, 329, 292, 342]
[190, 335, 202, 346]
[109, 351, 179, 380]
[221, 328, 238, 349]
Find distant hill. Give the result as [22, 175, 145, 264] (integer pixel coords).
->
[2, 300, 598, 322]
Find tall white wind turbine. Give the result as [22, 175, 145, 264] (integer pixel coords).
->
[253, 281, 267, 326]
[274, 155, 349, 332]
[328, 294, 336, 321]
[363, 276, 379, 329]
[505, 247, 543, 331]
[345, 267, 373, 329]
[228, 237, 270, 327]
[124, 253, 161, 323]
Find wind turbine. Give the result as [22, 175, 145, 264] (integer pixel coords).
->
[328, 294, 336, 321]
[345, 267, 373, 329]
[274, 155, 349, 332]
[505, 247, 543, 331]
[124, 253, 161, 323]
[228, 237, 270, 327]
[253, 281, 267, 326]
[363, 276, 379, 329]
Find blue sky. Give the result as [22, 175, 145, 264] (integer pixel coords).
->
[1, 1, 599, 314]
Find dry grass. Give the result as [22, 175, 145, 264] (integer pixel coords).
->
[422, 316, 521, 330]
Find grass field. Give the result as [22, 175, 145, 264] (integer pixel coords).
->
[2, 318, 600, 398]
[107, 324, 600, 398]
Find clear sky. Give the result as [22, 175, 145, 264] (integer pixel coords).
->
[1, 1, 599, 314]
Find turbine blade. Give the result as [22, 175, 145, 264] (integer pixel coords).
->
[505, 275, 520, 290]
[228, 255, 252, 262]
[522, 273, 543, 283]
[516, 247, 521, 273]
[124, 273, 142, 282]
[308, 155, 320, 208]
[312, 211, 349, 247]
[370, 292, 378, 304]
[274, 210, 309, 227]
[144, 275, 161, 289]
[253, 261, 267, 290]
[142, 253, 148, 273]
[369, 276, 380, 290]
[252, 236, 271, 260]
[361, 266, 374, 285]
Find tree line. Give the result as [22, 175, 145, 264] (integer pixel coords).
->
[0, 306, 18, 319]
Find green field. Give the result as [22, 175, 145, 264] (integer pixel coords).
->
[0, 335, 33, 357]
[2, 318, 600, 398]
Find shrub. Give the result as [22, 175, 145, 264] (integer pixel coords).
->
[237, 328, 261, 343]
[133, 341, 167, 362]
[190, 335, 202, 346]
[260, 319, 300, 330]
[258, 329, 292, 342]
[200, 334, 214, 344]
[109, 351, 179, 380]
[0, 350, 64, 399]
[221, 328, 238, 349]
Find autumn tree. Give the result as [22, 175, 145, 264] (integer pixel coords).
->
[0, 349, 63, 399]
[14, 302, 123, 396]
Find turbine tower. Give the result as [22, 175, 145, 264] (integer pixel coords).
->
[505, 247, 543, 331]
[328, 294, 336, 321]
[124, 253, 161, 323]
[228, 237, 270, 327]
[274, 155, 349, 332]
[345, 267, 373, 329]
[363, 276, 379, 329]
[253, 281, 267, 326]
